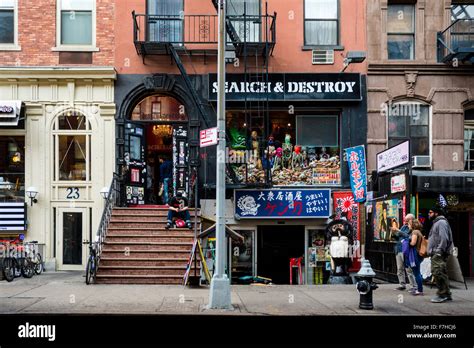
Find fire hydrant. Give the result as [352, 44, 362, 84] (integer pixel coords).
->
[355, 258, 378, 310]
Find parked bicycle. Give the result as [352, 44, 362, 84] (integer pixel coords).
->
[0, 237, 34, 281]
[24, 241, 44, 275]
[83, 241, 99, 285]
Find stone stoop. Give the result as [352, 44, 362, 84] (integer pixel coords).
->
[96, 207, 201, 285]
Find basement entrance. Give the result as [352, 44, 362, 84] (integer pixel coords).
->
[257, 225, 305, 284]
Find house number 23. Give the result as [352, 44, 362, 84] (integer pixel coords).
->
[66, 187, 80, 199]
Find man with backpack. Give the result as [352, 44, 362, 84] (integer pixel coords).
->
[427, 206, 454, 303]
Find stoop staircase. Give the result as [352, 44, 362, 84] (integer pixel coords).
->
[96, 207, 201, 284]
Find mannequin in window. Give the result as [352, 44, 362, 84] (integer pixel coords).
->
[282, 134, 293, 169]
[248, 130, 262, 170]
[263, 136, 276, 170]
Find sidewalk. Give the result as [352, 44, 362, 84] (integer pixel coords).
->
[0, 272, 473, 315]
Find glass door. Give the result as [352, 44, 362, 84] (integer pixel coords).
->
[229, 229, 255, 284]
[57, 208, 88, 270]
[305, 227, 329, 285]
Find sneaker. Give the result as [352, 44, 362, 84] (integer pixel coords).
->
[165, 223, 171, 230]
[407, 287, 417, 294]
[186, 224, 192, 229]
[412, 290, 423, 296]
[394, 286, 406, 291]
[431, 296, 449, 303]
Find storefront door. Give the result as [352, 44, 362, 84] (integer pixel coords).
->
[57, 208, 88, 270]
[124, 123, 146, 205]
[229, 229, 255, 284]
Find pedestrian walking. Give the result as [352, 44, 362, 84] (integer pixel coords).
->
[390, 213, 417, 292]
[427, 206, 454, 303]
[406, 219, 425, 296]
[159, 157, 172, 205]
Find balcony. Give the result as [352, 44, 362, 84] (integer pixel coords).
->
[437, 18, 474, 64]
[132, 11, 276, 58]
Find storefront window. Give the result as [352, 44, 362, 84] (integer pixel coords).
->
[0, 136, 24, 202]
[53, 111, 91, 181]
[225, 111, 341, 186]
[131, 95, 187, 122]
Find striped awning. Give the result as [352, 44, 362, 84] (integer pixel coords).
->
[0, 101, 22, 126]
[0, 202, 27, 231]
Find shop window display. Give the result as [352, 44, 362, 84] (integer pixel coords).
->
[225, 111, 341, 186]
[0, 136, 25, 202]
[307, 229, 330, 284]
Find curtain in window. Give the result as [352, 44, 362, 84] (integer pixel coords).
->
[61, 11, 92, 45]
[305, 21, 337, 46]
[148, 0, 183, 42]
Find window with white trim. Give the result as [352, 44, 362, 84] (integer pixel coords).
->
[58, 0, 95, 47]
[464, 110, 474, 171]
[53, 111, 91, 182]
[0, 0, 18, 47]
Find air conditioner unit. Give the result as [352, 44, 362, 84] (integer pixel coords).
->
[312, 49, 334, 65]
[412, 155, 432, 168]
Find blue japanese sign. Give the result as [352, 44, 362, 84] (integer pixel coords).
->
[344, 145, 368, 203]
[234, 189, 331, 219]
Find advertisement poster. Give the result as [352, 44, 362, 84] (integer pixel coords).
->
[373, 199, 403, 242]
[344, 145, 367, 203]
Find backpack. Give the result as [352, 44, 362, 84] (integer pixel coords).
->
[417, 235, 429, 258]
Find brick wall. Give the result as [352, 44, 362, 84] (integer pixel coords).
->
[0, 0, 114, 67]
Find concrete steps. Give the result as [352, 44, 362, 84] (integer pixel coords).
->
[95, 207, 201, 285]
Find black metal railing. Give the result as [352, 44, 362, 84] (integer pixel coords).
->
[132, 11, 276, 50]
[437, 18, 474, 62]
[95, 173, 121, 267]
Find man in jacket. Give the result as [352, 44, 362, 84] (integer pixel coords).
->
[166, 191, 192, 230]
[428, 206, 454, 303]
[391, 213, 417, 292]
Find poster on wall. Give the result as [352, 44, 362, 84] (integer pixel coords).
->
[344, 145, 367, 203]
[373, 199, 403, 242]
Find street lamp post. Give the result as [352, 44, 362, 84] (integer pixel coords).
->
[208, 0, 232, 310]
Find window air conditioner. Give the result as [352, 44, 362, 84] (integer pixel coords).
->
[412, 155, 431, 168]
[312, 49, 334, 65]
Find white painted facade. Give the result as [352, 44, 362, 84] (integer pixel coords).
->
[0, 67, 116, 270]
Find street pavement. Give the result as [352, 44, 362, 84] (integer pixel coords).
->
[0, 271, 473, 315]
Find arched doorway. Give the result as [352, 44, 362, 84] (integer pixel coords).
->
[124, 94, 189, 206]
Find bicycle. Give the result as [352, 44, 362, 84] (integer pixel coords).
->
[83, 241, 98, 285]
[24, 241, 44, 275]
[0, 239, 34, 280]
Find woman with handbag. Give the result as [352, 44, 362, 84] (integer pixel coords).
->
[403, 219, 425, 296]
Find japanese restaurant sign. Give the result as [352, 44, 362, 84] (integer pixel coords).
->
[234, 189, 331, 219]
[345, 145, 367, 203]
[209, 73, 362, 101]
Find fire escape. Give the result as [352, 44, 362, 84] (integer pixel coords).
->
[437, 6, 474, 64]
[132, 1, 276, 187]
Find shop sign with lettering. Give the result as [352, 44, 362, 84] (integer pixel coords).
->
[209, 73, 362, 101]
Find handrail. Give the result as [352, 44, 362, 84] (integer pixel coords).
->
[95, 173, 121, 268]
[439, 18, 474, 36]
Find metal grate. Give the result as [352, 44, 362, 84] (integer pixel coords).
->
[312, 49, 334, 64]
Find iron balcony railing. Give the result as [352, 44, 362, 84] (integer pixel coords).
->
[437, 18, 474, 63]
[132, 11, 276, 52]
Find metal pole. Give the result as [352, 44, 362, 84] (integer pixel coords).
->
[208, 0, 232, 310]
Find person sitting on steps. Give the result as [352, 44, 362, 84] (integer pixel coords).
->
[166, 191, 192, 229]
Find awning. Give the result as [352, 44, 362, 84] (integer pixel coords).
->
[0, 101, 22, 126]
[413, 170, 474, 194]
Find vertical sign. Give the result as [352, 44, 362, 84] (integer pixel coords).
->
[345, 145, 367, 203]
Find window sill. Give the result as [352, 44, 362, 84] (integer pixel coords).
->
[302, 45, 344, 51]
[52, 46, 99, 52]
[0, 45, 21, 51]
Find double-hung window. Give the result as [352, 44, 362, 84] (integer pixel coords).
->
[465, 110, 474, 171]
[0, 0, 19, 49]
[387, 102, 429, 156]
[387, 4, 415, 60]
[304, 0, 339, 46]
[57, 0, 95, 48]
